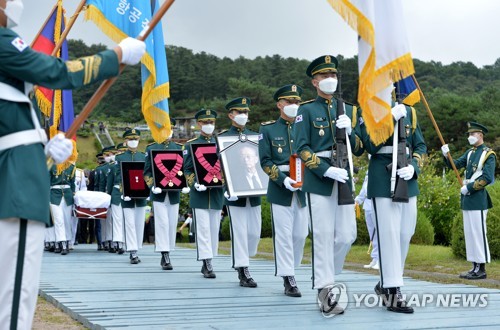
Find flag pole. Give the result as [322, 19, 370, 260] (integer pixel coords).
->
[50, 0, 87, 56]
[47, 0, 176, 168]
[411, 75, 463, 186]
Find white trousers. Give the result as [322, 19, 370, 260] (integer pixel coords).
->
[104, 208, 113, 242]
[154, 197, 179, 252]
[463, 210, 490, 263]
[365, 210, 379, 261]
[373, 197, 417, 288]
[228, 201, 262, 268]
[111, 204, 124, 243]
[123, 207, 146, 252]
[70, 216, 79, 246]
[44, 226, 55, 243]
[308, 187, 357, 289]
[50, 199, 72, 242]
[271, 197, 309, 276]
[193, 208, 221, 260]
[0, 218, 45, 330]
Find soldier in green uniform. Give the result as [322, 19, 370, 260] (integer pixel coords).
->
[99, 146, 114, 251]
[219, 97, 261, 288]
[441, 122, 496, 280]
[0, 1, 145, 327]
[259, 84, 309, 297]
[49, 161, 76, 255]
[144, 118, 190, 270]
[359, 100, 426, 314]
[92, 152, 105, 250]
[112, 129, 147, 264]
[292, 55, 364, 315]
[183, 109, 224, 278]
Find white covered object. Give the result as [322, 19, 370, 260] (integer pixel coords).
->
[74, 191, 111, 208]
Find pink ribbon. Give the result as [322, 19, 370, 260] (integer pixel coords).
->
[195, 145, 222, 183]
[154, 153, 183, 187]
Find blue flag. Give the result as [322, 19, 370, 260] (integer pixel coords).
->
[85, 0, 171, 142]
[395, 75, 420, 106]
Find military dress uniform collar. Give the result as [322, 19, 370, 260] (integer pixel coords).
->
[200, 134, 213, 142]
[277, 117, 291, 126]
[229, 125, 245, 133]
[316, 95, 334, 104]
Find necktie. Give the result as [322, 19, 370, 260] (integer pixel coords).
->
[251, 175, 260, 189]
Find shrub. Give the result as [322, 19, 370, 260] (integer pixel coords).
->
[260, 197, 272, 238]
[353, 206, 370, 245]
[411, 211, 435, 245]
[451, 180, 500, 259]
[220, 216, 231, 241]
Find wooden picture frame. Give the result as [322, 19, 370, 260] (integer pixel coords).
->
[150, 150, 187, 191]
[216, 134, 268, 197]
[190, 143, 224, 188]
[120, 161, 150, 199]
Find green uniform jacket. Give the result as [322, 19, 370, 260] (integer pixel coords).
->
[112, 150, 147, 208]
[93, 164, 102, 192]
[183, 134, 224, 210]
[106, 161, 121, 206]
[144, 141, 182, 204]
[445, 144, 496, 210]
[292, 96, 364, 196]
[258, 117, 306, 207]
[0, 28, 119, 225]
[49, 164, 76, 206]
[98, 163, 110, 192]
[218, 125, 262, 207]
[359, 105, 427, 198]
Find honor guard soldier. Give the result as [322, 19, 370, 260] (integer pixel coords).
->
[0, 1, 145, 326]
[100, 146, 115, 252]
[292, 55, 364, 315]
[183, 109, 224, 278]
[441, 122, 496, 280]
[360, 100, 426, 314]
[106, 144, 126, 254]
[144, 118, 189, 270]
[219, 97, 261, 288]
[259, 84, 309, 297]
[93, 152, 105, 250]
[112, 129, 147, 264]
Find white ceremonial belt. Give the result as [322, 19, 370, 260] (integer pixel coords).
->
[377, 146, 410, 155]
[316, 150, 333, 158]
[0, 129, 47, 152]
[51, 185, 70, 189]
[113, 185, 120, 189]
[277, 165, 290, 171]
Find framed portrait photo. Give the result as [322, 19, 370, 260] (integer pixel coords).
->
[120, 161, 150, 199]
[216, 134, 268, 197]
[190, 143, 224, 188]
[150, 150, 187, 191]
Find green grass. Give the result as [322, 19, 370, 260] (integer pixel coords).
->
[34, 296, 87, 329]
[180, 237, 499, 289]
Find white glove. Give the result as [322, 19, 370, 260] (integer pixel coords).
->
[152, 186, 162, 194]
[323, 167, 349, 183]
[121, 195, 132, 201]
[44, 133, 73, 164]
[354, 196, 363, 205]
[441, 144, 450, 157]
[391, 104, 407, 121]
[181, 187, 190, 194]
[335, 114, 352, 135]
[224, 191, 239, 201]
[396, 165, 415, 181]
[194, 183, 207, 192]
[461, 185, 469, 195]
[283, 177, 299, 192]
[118, 37, 146, 65]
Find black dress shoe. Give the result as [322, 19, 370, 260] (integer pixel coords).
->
[48, 244, 55, 253]
[283, 276, 301, 297]
[61, 249, 69, 255]
[317, 288, 345, 315]
[117, 248, 125, 254]
[459, 262, 477, 278]
[108, 247, 116, 253]
[238, 267, 257, 288]
[201, 259, 216, 278]
[161, 252, 173, 270]
[384, 287, 414, 314]
[465, 270, 487, 280]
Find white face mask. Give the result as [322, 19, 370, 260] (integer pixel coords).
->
[468, 135, 478, 146]
[201, 124, 215, 135]
[233, 113, 248, 126]
[1, 0, 24, 29]
[283, 104, 299, 118]
[318, 77, 338, 95]
[104, 156, 111, 163]
[127, 140, 139, 149]
[109, 155, 116, 162]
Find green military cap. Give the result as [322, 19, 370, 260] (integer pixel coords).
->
[225, 97, 251, 111]
[195, 108, 218, 122]
[306, 55, 339, 77]
[273, 84, 303, 101]
[466, 121, 488, 134]
[116, 142, 128, 151]
[96, 153, 103, 158]
[123, 128, 141, 139]
[101, 146, 114, 154]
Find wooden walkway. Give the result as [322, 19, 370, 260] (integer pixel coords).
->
[39, 245, 500, 329]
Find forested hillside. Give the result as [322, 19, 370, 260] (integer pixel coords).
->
[68, 40, 500, 154]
